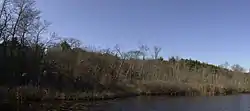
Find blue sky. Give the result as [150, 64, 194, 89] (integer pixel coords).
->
[35, 0, 250, 69]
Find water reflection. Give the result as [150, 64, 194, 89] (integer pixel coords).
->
[7, 94, 250, 111]
[88, 94, 246, 111]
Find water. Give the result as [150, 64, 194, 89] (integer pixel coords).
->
[86, 94, 249, 111]
[10, 94, 250, 111]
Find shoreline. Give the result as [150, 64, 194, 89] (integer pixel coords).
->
[1, 86, 249, 110]
[1, 85, 248, 103]
[27, 89, 248, 102]
[0, 88, 248, 111]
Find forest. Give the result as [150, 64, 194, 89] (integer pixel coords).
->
[0, 0, 250, 104]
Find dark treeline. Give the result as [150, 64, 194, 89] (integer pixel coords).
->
[0, 0, 250, 104]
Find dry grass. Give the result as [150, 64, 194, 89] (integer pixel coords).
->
[67, 51, 250, 97]
[1, 49, 249, 104]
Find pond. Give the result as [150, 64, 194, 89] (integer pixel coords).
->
[5, 94, 250, 111]
[86, 94, 246, 111]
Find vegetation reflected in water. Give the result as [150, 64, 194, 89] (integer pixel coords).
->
[5, 94, 248, 111]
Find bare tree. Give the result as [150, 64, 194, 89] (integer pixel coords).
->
[0, 0, 8, 18]
[64, 38, 82, 48]
[113, 44, 126, 59]
[138, 44, 149, 60]
[231, 64, 245, 72]
[7, 0, 45, 47]
[0, 0, 11, 40]
[10, 0, 32, 38]
[126, 50, 143, 60]
[218, 61, 230, 69]
[30, 20, 50, 45]
[44, 32, 61, 47]
[152, 46, 161, 59]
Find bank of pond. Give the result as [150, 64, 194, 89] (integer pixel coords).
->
[0, 85, 249, 110]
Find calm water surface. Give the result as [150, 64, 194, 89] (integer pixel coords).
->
[86, 94, 249, 111]
[24, 94, 250, 111]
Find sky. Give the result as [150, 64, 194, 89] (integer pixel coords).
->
[35, 0, 250, 69]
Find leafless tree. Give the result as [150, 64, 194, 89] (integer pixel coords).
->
[113, 44, 125, 58]
[152, 46, 161, 59]
[10, 0, 34, 38]
[0, 0, 11, 41]
[126, 50, 143, 60]
[29, 20, 50, 45]
[218, 61, 230, 69]
[64, 38, 82, 48]
[42, 32, 61, 48]
[231, 64, 245, 72]
[6, 0, 48, 48]
[138, 44, 149, 60]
